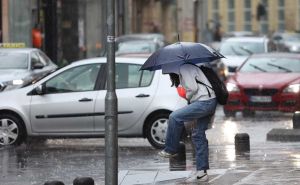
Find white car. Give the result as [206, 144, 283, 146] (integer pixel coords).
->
[0, 57, 186, 148]
[219, 36, 276, 76]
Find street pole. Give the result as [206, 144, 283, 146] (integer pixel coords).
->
[105, 0, 118, 184]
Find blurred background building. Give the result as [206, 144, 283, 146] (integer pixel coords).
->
[207, 0, 300, 36]
[0, 0, 300, 66]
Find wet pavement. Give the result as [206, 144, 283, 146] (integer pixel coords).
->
[1, 106, 300, 185]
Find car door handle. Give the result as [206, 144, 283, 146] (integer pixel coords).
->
[135, 94, 150, 98]
[78, 98, 93, 102]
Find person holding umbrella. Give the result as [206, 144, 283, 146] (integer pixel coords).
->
[140, 42, 224, 182]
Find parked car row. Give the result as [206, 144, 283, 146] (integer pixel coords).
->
[1, 32, 299, 148]
[219, 36, 277, 76]
[215, 32, 300, 117]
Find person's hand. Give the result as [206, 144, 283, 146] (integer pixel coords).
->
[177, 86, 186, 99]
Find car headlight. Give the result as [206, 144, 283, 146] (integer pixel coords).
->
[223, 66, 229, 77]
[290, 45, 300, 52]
[1, 79, 25, 91]
[0, 82, 5, 91]
[3, 79, 24, 85]
[283, 84, 300, 93]
[226, 82, 240, 92]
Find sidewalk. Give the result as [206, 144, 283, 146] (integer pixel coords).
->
[118, 142, 300, 185]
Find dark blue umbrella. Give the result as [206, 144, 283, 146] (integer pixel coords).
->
[140, 42, 224, 74]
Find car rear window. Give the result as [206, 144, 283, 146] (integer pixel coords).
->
[240, 57, 300, 73]
[0, 52, 28, 69]
[116, 40, 157, 55]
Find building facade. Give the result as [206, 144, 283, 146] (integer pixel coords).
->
[2, 0, 300, 65]
[207, 0, 300, 36]
[1, 0, 107, 66]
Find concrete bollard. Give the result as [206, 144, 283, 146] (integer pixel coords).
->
[73, 177, 95, 185]
[169, 142, 186, 171]
[235, 133, 250, 153]
[44, 181, 65, 185]
[293, 111, 300, 129]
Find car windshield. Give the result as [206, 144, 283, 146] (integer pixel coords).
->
[240, 57, 300, 73]
[0, 52, 28, 69]
[22, 68, 59, 88]
[116, 40, 157, 54]
[219, 41, 265, 56]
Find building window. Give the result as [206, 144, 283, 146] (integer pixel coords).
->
[244, 0, 252, 31]
[228, 0, 235, 31]
[278, 0, 284, 6]
[212, 0, 219, 22]
[213, 0, 219, 10]
[260, 0, 269, 34]
[298, 0, 300, 30]
[229, 0, 235, 9]
[278, 0, 285, 31]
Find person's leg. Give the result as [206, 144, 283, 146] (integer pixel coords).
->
[164, 98, 217, 154]
[185, 99, 217, 182]
[163, 106, 189, 154]
[192, 116, 210, 171]
[191, 99, 217, 171]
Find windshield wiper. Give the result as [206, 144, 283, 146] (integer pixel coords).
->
[267, 63, 292, 72]
[230, 46, 243, 56]
[239, 46, 253, 55]
[249, 64, 267, 72]
[22, 69, 59, 87]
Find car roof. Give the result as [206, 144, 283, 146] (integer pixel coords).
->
[116, 33, 165, 42]
[0, 48, 39, 53]
[272, 32, 300, 36]
[223, 36, 269, 43]
[223, 31, 255, 37]
[249, 52, 300, 58]
[72, 57, 148, 66]
[115, 53, 152, 58]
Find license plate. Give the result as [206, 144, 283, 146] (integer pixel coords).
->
[250, 96, 272, 103]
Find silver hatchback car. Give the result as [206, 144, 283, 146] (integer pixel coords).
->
[0, 57, 186, 148]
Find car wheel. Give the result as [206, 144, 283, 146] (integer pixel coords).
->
[0, 113, 26, 146]
[145, 112, 170, 149]
[223, 109, 236, 117]
[242, 110, 255, 117]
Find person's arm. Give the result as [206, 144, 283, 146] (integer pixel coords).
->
[179, 65, 198, 101]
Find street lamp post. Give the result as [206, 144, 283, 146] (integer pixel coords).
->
[105, 0, 118, 184]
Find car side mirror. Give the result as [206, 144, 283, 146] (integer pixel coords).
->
[32, 63, 44, 69]
[35, 84, 45, 95]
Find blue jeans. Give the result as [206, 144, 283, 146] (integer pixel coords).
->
[164, 98, 217, 171]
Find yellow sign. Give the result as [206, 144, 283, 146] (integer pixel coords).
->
[0, 43, 26, 48]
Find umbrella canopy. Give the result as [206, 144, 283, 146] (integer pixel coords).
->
[140, 42, 224, 74]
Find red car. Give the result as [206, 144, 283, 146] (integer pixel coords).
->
[224, 53, 300, 117]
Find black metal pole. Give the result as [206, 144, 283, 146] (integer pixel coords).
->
[105, 0, 118, 184]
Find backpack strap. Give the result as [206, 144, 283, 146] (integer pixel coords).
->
[182, 62, 213, 97]
[195, 79, 212, 97]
